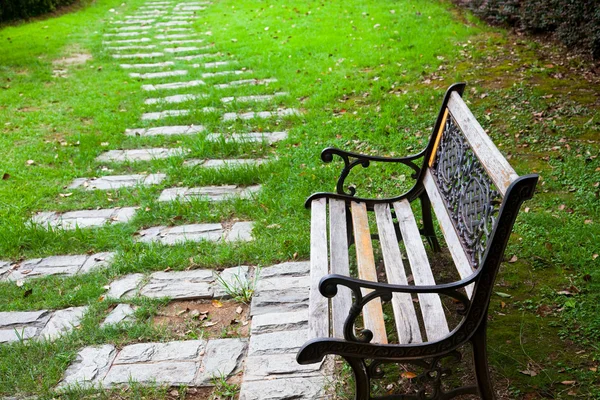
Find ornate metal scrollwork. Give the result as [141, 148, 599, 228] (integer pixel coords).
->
[431, 116, 501, 268]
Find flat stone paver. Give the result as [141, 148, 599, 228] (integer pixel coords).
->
[69, 173, 166, 190]
[129, 70, 187, 79]
[1, 252, 115, 282]
[176, 6, 206, 10]
[155, 33, 196, 39]
[250, 310, 309, 335]
[112, 19, 156, 25]
[136, 221, 254, 245]
[106, 273, 145, 299]
[195, 60, 230, 68]
[32, 207, 137, 230]
[100, 304, 136, 327]
[183, 158, 266, 168]
[214, 78, 277, 89]
[141, 109, 189, 120]
[125, 124, 204, 136]
[201, 70, 249, 79]
[104, 37, 152, 44]
[205, 131, 288, 144]
[156, 21, 191, 27]
[259, 261, 310, 279]
[106, 45, 156, 51]
[239, 376, 326, 400]
[112, 52, 164, 59]
[142, 79, 205, 91]
[58, 345, 117, 389]
[104, 31, 149, 37]
[174, 53, 220, 61]
[243, 353, 322, 382]
[40, 306, 87, 340]
[221, 92, 288, 104]
[139, 270, 214, 299]
[222, 108, 300, 122]
[212, 266, 250, 298]
[0, 307, 86, 343]
[160, 39, 204, 44]
[247, 329, 309, 357]
[96, 147, 188, 162]
[195, 338, 247, 385]
[120, 61, 174, 68]
[157, 184, 261, 202]
[144, 93, 207, 105]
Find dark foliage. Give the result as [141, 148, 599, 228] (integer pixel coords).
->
[457, 0, 600, 60]
[0, 0, 78, 22]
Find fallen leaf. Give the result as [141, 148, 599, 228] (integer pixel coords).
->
[561, 381, 576, 385]
[203, 321, 217, 327]
[23, 288, 33, 298]
[520, 369, 538, 377]
[212, 299, 223, 308]
[59, 193, 73, 197]
[496, 292, 512, 298]
[2, 173, 9, 180]
[26, 160, 35, 166]
[508, 255, 518, 263]
[401, 371, 417, 379]
[557, 290, 572, 296]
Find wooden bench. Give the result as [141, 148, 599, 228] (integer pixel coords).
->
[296, 83, 538, 399]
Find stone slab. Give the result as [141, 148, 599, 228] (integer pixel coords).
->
[141, 109, 189, 120]
[156, 21, 191, 27]
[0, 310, 50, 328]
[104, 31, 149, 37]
[243, 353, 322, 381]
[39, 306, 87, 340]
[120, 61, 174, 68]
[96, 148, 187, 162]
[58, 345, 117, 389]
[222, 108, 300, 122]
[155, 33, 196, 39]
[224, 221, 254, 242]
[213, 266, 250, 298]
[104, 38, 152, 44]
[106, 45, 156, 51]
[103, 362, 198, 386]
[0, 326, 39, 343]
[142, 80, 205, 91]
[144, 93, 207, 105]
[214, 78, 277, 89]
[195, 60, 230, 68]
[101, 304, 136, 327]
[175, 53, 221, 61]
[195, 338, 247, 385]
[220, 92, 288, 104]
[201, 70, 248, 79]
[157, 185, 261, 202]
[260, 261, 310, 279]
[239, 376, 325, 400]
[113, 26, 154, 32]
[137, 223, 224, 245]
[205, 131, 287, 144]
[139, 270, 214, 299]
[106, 273, 145, 299]
[129, 70, 187, 79]
[112, 52, 164, 59]
[4, 252, 114, 281]
[113, 340, 205, 364]
[112, 19, 155, 25]
[176, 6, 206, 10]
[126, 124, 204, 136]
[250, 310, 309, 335]
[184, 158, 266, 168]
[160, 39, 204, 44]
[69, 174, 166, 190]
[247, 329, 309, 356]
[32, 208, 137, 230]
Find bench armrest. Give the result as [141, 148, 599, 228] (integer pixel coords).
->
[320, 147, 424, 197]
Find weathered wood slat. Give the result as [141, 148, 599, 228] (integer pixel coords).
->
[329, 199, 352, 339]
[374, 203, 423, 344]
[393, 200, 450, 342]
[351, 201, 388, 344]
[309, 198, 329, 339]
[448, 91, 518, 196]
[423, 170, 474, 298]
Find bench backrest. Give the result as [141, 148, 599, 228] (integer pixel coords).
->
[423, 84, 538, 292]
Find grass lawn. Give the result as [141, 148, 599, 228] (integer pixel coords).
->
[0, 0, 598, 398]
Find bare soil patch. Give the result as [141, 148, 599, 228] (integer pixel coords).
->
[53, 51, 92, 66]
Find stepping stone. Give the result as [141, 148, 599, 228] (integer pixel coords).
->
[239, 376, 325, 400]
[213, 266, 250, 298]
[195, 338, 247, 385]
[157, 185, 261, 202]
[136, 221, 254, 245]
[247, 329, 309, 356]
[164, 46, 201, 53]
[155, 33, 197, 39]
[167, 16, 198, 20]
[157, 27, 191, 32]
[113, 25, 153, 32]
[112, 52, 164, 59]
[139, 270, 214, 299]
[176, 6, 206, 10]
[104, 31, 149, 37]
[174, 53, 220, 61]
[139, 5, 170, 9]
[205, 131, 288, 143]
[141, 109, 189, 120]
[101, 304, 136, 327]
[160, 39, 204, 44]
[0, 310, 51, 343]
[69, 173, 165, 190]
[195, 60, 230, 68]
[106, 273, 145, 299]
[201, 69, 249, 79]
[156, 21, 191, 27]
[125, 124, 204, 136]
[142, 79, 205, 91]
[144, 93, 207, 105]
[243, 353, 321, 382]
[183, 158, 266, 168]
[124, 15, 160, 19]
[129, 70, 187, 79]
[222, 108, 300, 121]
[220, 92, 288, 104]
[106, 45, 157, 51]
[58, 345, 117, 389]
[259, 261, 310, 279]
[96, 147, 188, 162]
[120, 61, 174, 68]
[112, 19, 155, 24]
[32, 207, 137, 230]
[103, 37, 151, 44]
[214, 78, 277, 89]
[1, 252, 115, 282]
[39, 306, 87, 340]
[250, 310, 309, 335]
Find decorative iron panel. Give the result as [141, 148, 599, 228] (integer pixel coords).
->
[431, 114, 501, 268]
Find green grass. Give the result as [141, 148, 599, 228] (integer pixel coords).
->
[0, 0, 599, 398]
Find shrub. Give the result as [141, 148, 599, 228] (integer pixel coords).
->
[456, 0, 600, 60]
[0, 0, 78, 23]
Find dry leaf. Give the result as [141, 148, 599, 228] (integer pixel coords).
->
[2, 173, 9, 180]
[520, 369, 538, 377]
[212, 299, 223, 308]
[401, 371, 417, 379]
[496, 292, 512, 298]
[203, 321, 217, 327]
[59, 193, 73, 197]
[561, 381, 576, 385]
[508, 255, 518, 263]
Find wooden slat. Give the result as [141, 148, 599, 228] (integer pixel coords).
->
[447, 91, 518, 196]
[374, 204, 423, 344]
[309, 198, 329, 339]
[351, 201, 388, 344]
[393, 200, 450, 342]
[329, 199, 352, 339]
[423, 170, 474, 298]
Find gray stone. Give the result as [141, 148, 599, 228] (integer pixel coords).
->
[125, 124, 204, 136]
[157, 185, 261, 202]
[141, 109, 189, 120]
[250, 310, 308, 335]
[195, 338, 247, 385]
[6, 253, 113, 281]
[220, 92, 288, 104]
[106, 44, 156, 51]
[101, 304, 136, 327]
[112, 52, 164, 59]
[184, 158, 266, 168]
[33, 207, 137, 230]
[200, 60, 230, 68]
[250, 291, 309, 316]
[222, 108, 300, 122]
[176, 6, 206, 10]
[103, 362, 199, 386]
[160, 39, 203, 44]
[112, 19, 155, 25]
[155, 21, 191, 27]
[103, 31, 149, 37]
[239, 376, 326, 400]
[0, 261, 11, 280]
[142, 80, 205, 91]
[255, 276, 311, 295]
[201, 70, 248, 79]
[58, 345, 117, 389]
[119, 61, 174, 68]
[174, 53, 221, 61]
[104, 37, 152, 44]
[155, 33, 196, 39]
[205, 131, 288, 144]
[144, 94, 207, 105]
[0, 310, 49, 328]
[0, 327, 39, 343]
[137, 223, 224, 245]
[39, 306, 87, 340]
[214, 78, 277, 89]
[260, 261, 310, 279]
[213, 266, 250, 298]
[243, 353, 322, 381]
[113, 340, 205, 364]
[164, 46, 201, 53]
[224, 221, 254, 242]
[113, 26, 153, 32]
[80, 252, 115, 274]
[247, 329, 309, 356]
[69, 174, 166, 190]
[96, 148, 187, 162]
[107, 274, 144, 299]
[139, 270, 214, 299]
[129, 70, 187, 79]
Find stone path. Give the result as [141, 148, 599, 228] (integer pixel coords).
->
[8, 0, 331, 398]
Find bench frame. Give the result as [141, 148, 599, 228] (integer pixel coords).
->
[297, 83, 538, 399]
